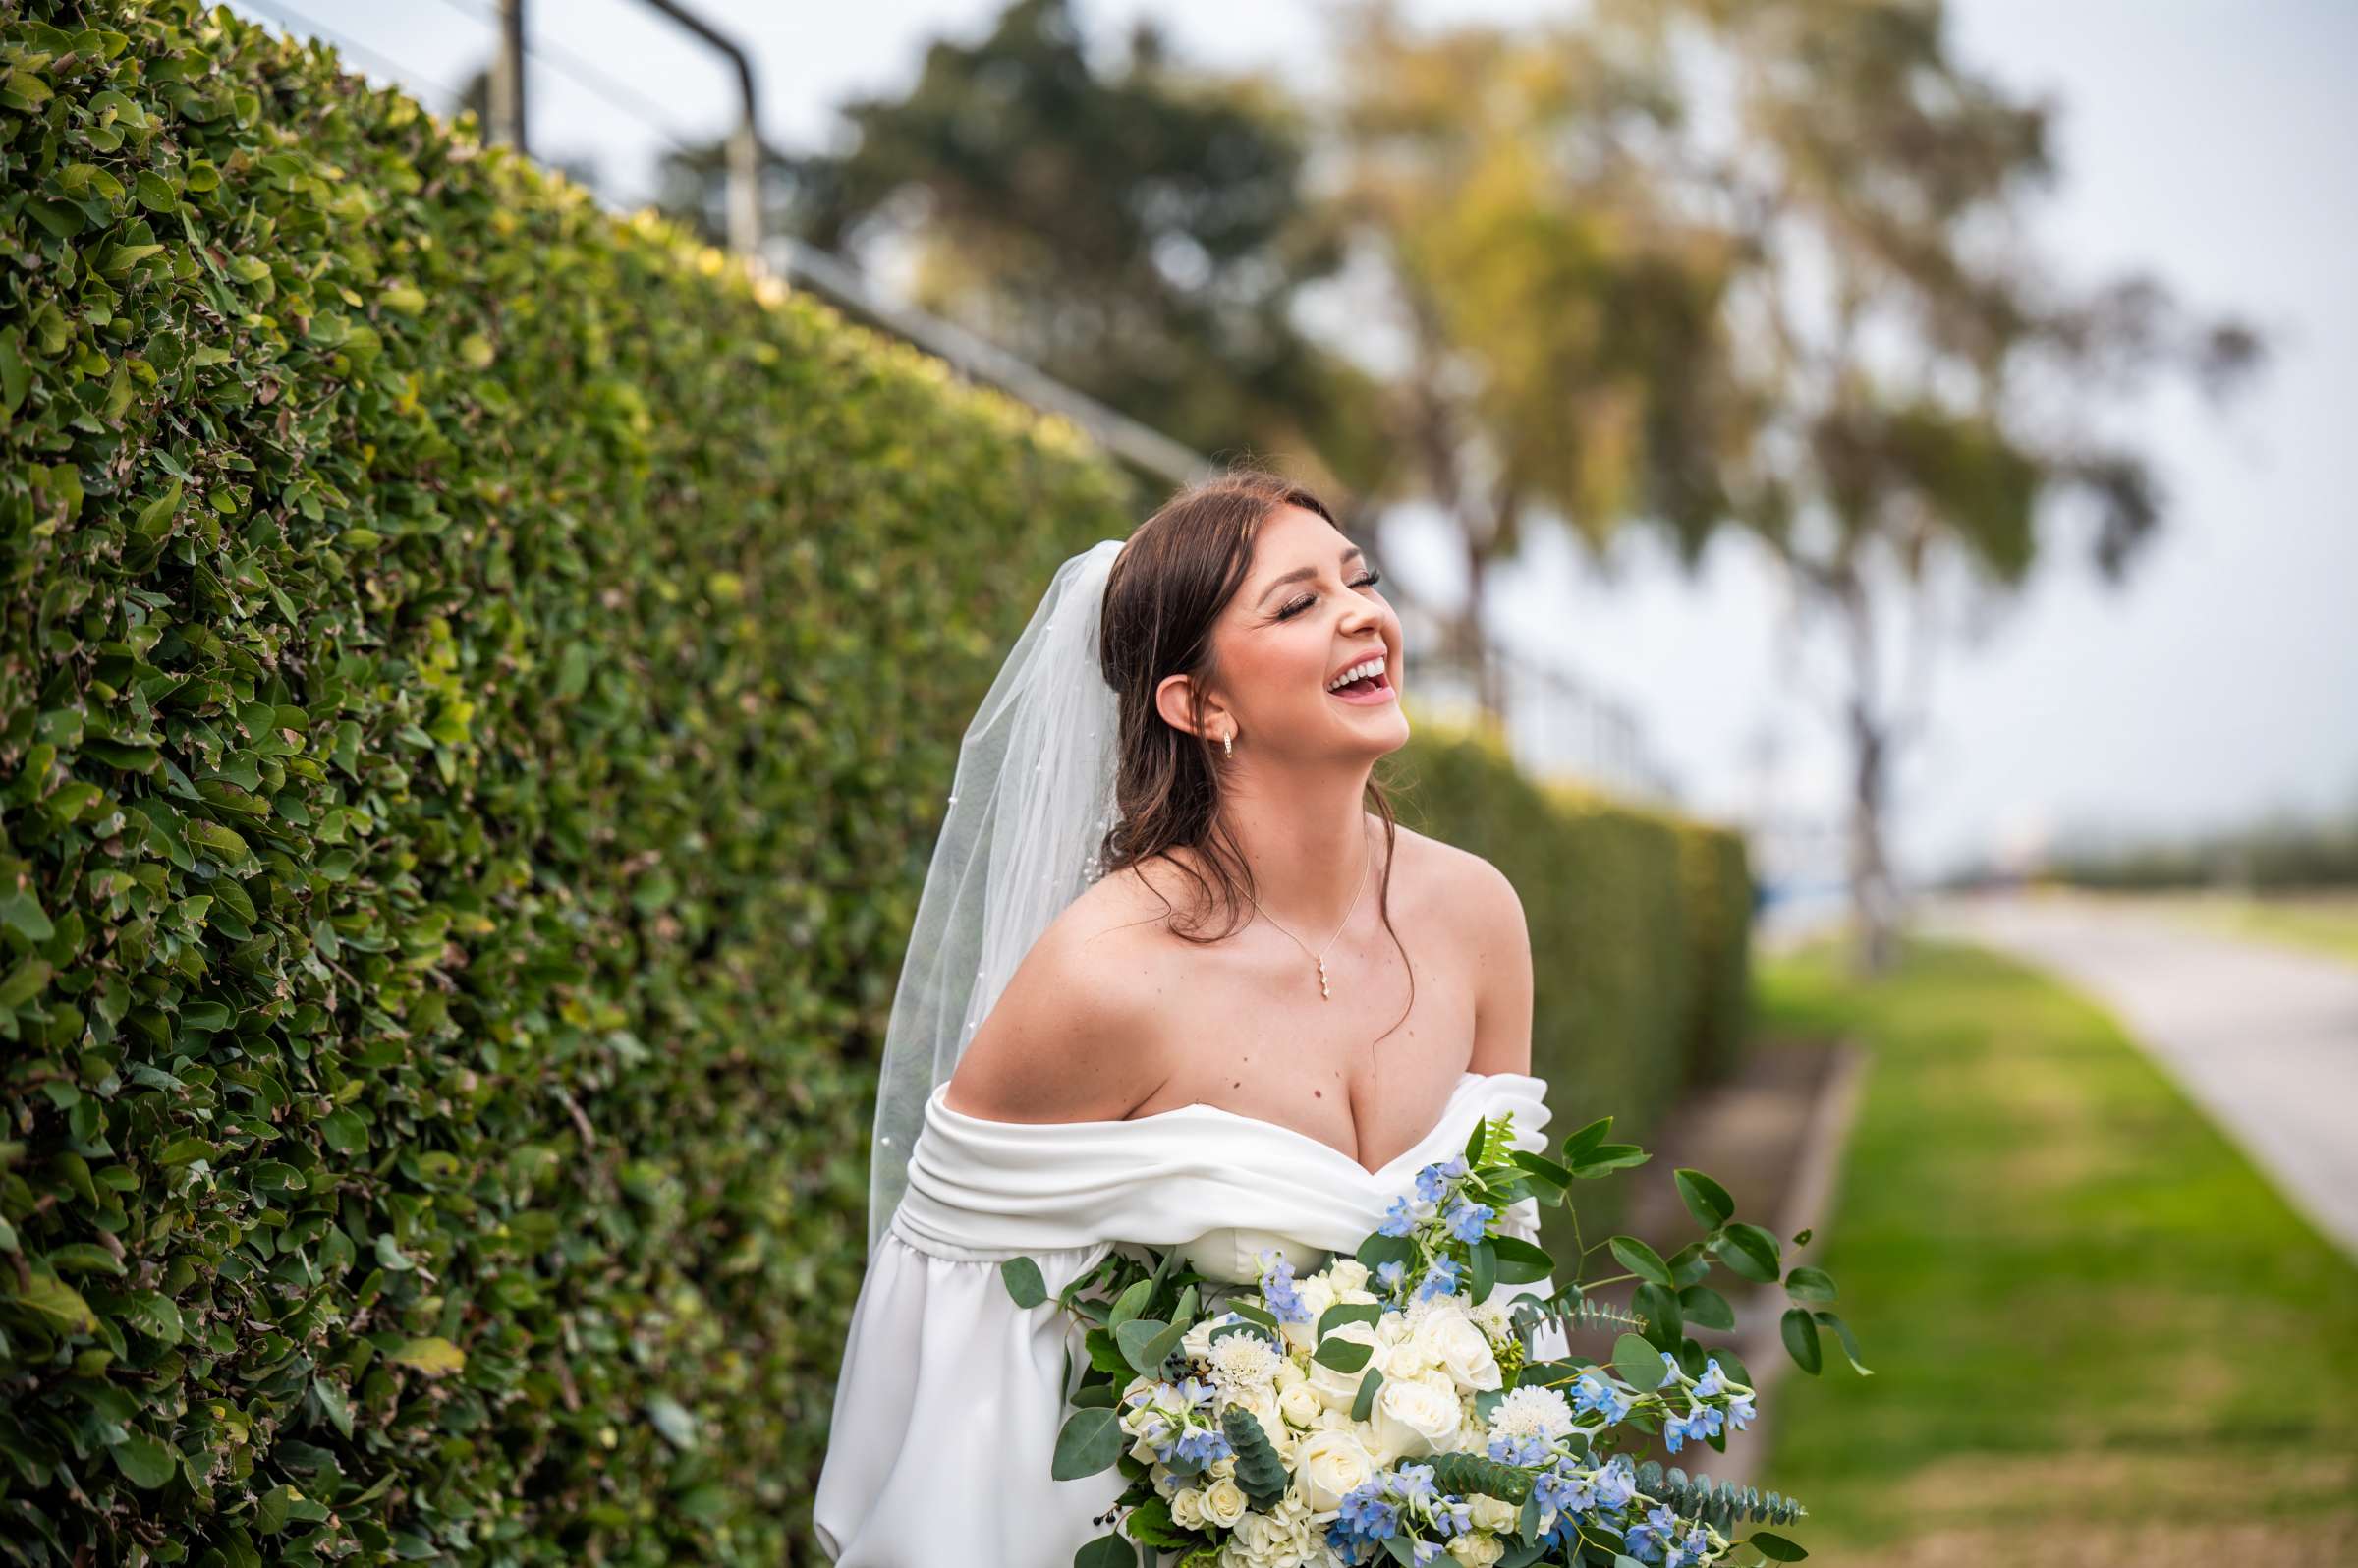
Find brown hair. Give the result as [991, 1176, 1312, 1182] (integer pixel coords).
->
[1093, 465, 1416, 1038]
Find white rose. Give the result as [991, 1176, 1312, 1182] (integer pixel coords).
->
[1203, 1476, 1250, 1528]
[1422, 1310, 1503, 1392]
[1293, 1428, 1378, 1511]
[1376, 1311, 1414, 1347]
[1468, 1494, 1519, 1533]
[1129, 1434, 1161, 1464]
[1326, 1259, 1371, 1293]
[1370, 1373, 1464, 1462]
[1277, 1380, 1325, 1428]
[1448, 1533, 1505, 1567]
[1272, 1357, 1307, 1391]
[1305, 1320, 1380, 1411]
[1209, 1453, 1237, 1481]
[1381, 1336, 1437, 1382]
[1172, 1486, 1207, 1529]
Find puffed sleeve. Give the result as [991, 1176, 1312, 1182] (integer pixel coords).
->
[813, 1228, 1127, 1566]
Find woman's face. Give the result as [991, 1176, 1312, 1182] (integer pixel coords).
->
[1167, 504, 1408, 759]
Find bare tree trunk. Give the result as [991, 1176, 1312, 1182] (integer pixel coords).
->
[1835, 574, 1900, 976]
[1458, 529, 1506, 736]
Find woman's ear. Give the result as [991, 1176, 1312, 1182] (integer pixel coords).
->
[1154, 671, 1226, 743]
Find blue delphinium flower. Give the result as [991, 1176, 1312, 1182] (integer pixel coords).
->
[1571, 1371, 1630, 1425]
[1376, 1258, 1408, 1296]
[1663, 1522, 1714, 1568]
[1258, 1248, 1312, 1323]
[1414, 1161, 1451, 1204]
[1531, 1467, 1580, 1515]
[1444, 1196, 1495, 1243]
[1664, 1400, 1725, 1453]
[1694, 1358, 1726, 1399]
[1337, 1483, 1396, 1540]
[1378, 1196, 1419, 1238]
[1621, 1504, 1679, 1564]
[1486, 1430, 1550, 1466]
[1725, 1388, 1758, 1431]
[1169, 1426, 1233, 1468]
[1416, 1257, 1461, 1301]
[1392, 1463, 1437, 1505]
[1593, 1454, 1639, 1512]
[1554, 1462, 1599, 1516]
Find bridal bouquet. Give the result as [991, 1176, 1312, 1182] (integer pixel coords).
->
[1000, 1113, 1867, 1568]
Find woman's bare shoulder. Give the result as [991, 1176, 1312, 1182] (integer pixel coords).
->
[1384, 815, 1512, 915]
[936, 867, 1183, 1125]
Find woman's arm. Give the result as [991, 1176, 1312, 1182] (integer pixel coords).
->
[1462, 856, 1536, 1078]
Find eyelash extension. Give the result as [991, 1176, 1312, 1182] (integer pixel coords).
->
[1277, 568, 1381, 620]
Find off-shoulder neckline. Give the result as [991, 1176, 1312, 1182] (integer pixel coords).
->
[926, 1068, 1546, 1182]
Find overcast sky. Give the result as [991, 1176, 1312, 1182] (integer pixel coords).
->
[233, 0, 2358, 886]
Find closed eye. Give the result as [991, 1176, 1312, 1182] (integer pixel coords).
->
[1277, 568, 1381, 620]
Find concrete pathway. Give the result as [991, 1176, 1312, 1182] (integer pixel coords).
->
[1914, 890, 2358, 1261]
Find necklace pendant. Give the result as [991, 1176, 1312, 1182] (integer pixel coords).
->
[1318, 955, 1329, 1000]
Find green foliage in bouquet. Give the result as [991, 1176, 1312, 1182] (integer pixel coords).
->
[1004, 1110, 1868, 1567]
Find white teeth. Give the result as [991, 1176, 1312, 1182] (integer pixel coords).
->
[1326, 657, 1385, 692]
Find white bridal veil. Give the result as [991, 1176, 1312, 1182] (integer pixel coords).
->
[864, 536, 1132, 1258]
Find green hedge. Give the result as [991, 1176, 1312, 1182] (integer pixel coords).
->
[0, 3, 1137, 1562]
[1388, 710, 1753, 1251]
[0, 5, 1751, 1564]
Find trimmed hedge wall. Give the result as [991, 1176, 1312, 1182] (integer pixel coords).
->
[0, 4, 1751, 1564]
[0, 4, 1138, 1563]
[1388, 711, 1754, 1253]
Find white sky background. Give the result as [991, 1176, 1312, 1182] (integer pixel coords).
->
[232, 0, 2358, 886]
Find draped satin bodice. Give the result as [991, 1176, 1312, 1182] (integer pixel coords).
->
[816, 1068, 1568, 1566]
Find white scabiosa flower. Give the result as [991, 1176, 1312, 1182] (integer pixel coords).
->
[1485, 1384, 1575, 1447]
[1207, 1327, 1284, 1400]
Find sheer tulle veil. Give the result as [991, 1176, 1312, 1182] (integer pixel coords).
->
[864, 536, 1131, 1259]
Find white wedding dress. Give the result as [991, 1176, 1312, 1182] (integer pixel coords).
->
[813, 1068, 1571, 1566]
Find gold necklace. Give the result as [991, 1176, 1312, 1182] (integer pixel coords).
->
[1241, 821, 1372, 1000]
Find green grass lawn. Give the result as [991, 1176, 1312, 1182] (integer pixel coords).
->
[1750, 933, 2358, 1565]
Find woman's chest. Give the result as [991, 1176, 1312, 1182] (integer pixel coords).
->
[1127, 914, 1479, 1172]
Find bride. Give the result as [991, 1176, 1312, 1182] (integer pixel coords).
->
[813, 468, 1568, 1566]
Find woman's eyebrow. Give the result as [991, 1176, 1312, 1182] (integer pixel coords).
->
[1255, 543, 1366, 607]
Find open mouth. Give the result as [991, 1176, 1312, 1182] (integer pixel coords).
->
[1326, 667, 1395, 703]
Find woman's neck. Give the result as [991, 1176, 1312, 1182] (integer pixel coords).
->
[1213, 765, 1378, 935]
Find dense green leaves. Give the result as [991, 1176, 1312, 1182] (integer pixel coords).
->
[0, 1, 1143, 1562]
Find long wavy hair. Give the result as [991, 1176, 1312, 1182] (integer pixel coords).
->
[1094, 466, 1417, 1038]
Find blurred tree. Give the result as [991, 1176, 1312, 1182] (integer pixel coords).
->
[1321, 0, 1755, 719]
[654, 0, 1388, 495]
[1625, 0, 2261, 974]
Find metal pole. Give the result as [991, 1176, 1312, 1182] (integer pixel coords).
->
[635, 0, 764, 257]
[492, 0, 526, 153]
